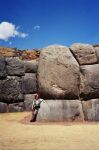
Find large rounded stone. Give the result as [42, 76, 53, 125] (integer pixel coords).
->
[70, 43, 98, 65]
[38, 45, 80, 99]
[0, 57, 7, 79]
[37, 100, 84, 121]
[24, 59, 38, 73]
[80, 64, 99, 100]
[1, 76, 23, 103]
[82, 99, 99, 121]
[21, 73, 37, 94]
[6, 57, 25, 76]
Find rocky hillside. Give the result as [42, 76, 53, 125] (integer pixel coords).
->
[0, 44, 99, 122]
[0, 47, 40, 60]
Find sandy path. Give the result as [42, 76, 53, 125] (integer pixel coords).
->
[0, 112, 99, 150]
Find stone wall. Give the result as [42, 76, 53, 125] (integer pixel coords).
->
[0, 43, 99, 122]
[0, 57, 38, 112]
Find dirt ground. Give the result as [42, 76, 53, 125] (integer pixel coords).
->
[0, 112, 99, 150]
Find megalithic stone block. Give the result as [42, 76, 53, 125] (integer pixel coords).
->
[0, 102, 8, 113]
[24, 94, 35, 111]
[80, 64, 99, 100]
[1, 76, 23, 103]
[21, 73, 37, 94]
[37, 100, 84, 122]
[24, 59, 38, 73]
[70, 43, 98, 65]
[82, 99, 99, 121]
[6, 57, 25, 76]
[38, 45, 80, 99]
[0, 57, 7, 79]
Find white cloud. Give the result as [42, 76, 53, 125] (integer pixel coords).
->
[0, 21, 28, 41]
[34, 25, 40, 30]
[9, 41, 12, 45]
[19, 33, 28, 38]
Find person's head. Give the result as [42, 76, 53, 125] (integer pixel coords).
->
[34, 93, 40, 100]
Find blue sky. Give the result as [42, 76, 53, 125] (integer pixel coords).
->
[0, 0, 99, 49]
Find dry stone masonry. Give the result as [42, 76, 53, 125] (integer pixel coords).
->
[0, 56, 38, 112]
[0, 43, 99, 122]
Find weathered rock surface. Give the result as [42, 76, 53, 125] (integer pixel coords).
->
[21, 73, 37, 94]
[82, 99, 99, 121]
[24, 94, 35, 111]
[24, 59, 38, 73]
[37, 100, 84, 121]
[0, 81, 2, 97]
[0, 44, 99, 122]
[70, 43, 98, 65]
[94, 47, 99, 62]
[80, 64, 99, 100]
[38, 45, 80, 99]
[1, 76, 23, 103]
[0, 102, 8, 113]
[6, 57, 25, 76]
[0, 57, 7, 79]
[8, 102, 24, 112]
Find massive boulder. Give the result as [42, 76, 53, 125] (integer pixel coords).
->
[80, 64, 99, 100]
[24, 59, 38, 73]
[70, 43, 98, 65]
[21, 73, 37, 94]
[82, 99, 99, 121]
[37, 100, 84, 121]
[38, 45, 80, 99]
[0, 76, 23, 103]
[0, 57, 7, 79]
[6, 57, 25, 76]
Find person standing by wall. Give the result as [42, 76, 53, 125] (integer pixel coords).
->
[30, 93, 45, 122]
